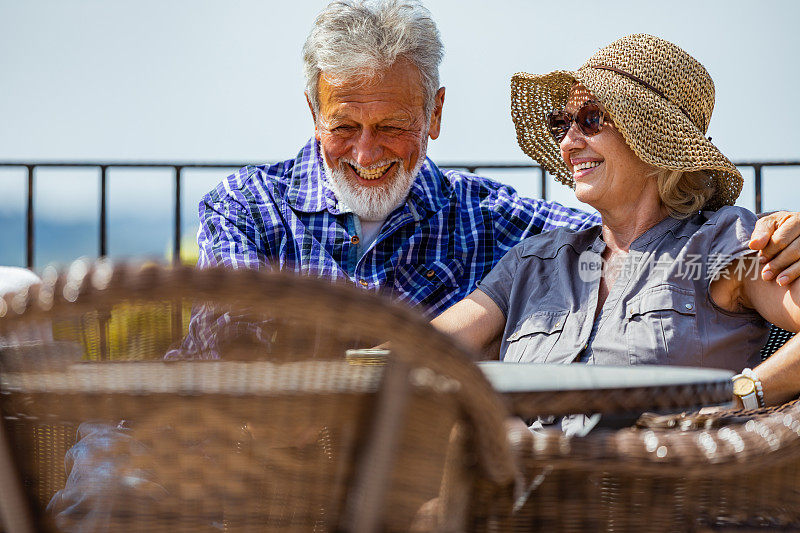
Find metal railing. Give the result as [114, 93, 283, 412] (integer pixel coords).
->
[1, 160, 798, 269]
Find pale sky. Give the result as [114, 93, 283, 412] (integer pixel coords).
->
[1, 0, 798, 264]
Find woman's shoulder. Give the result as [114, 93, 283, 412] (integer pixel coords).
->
[516, 225, 602, 260]
[694, 205, 758, 244]
[668, 206, 758, 282]
[702, 205, 758, 225]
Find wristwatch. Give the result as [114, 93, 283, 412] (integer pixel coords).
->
[731, 368, 765, 410]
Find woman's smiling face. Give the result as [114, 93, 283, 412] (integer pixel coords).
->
[559, 83, 657, 212]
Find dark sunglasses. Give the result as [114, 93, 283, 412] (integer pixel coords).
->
[547, 100, 605, 143]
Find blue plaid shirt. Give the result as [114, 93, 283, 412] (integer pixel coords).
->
[198, 138, 600, 317]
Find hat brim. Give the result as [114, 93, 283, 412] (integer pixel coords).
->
[510, 69, 743, 209]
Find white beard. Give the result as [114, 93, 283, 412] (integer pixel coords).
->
[324, 140, 428, 222]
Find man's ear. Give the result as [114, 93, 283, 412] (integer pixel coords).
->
[306, 92, 321, 141]
[427, 87, 446, 140]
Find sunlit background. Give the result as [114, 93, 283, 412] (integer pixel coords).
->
[1, 0, 798, 269]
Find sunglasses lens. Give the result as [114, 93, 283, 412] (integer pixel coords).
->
[576, 103, 603, 136]
[547, 111, 571, 142]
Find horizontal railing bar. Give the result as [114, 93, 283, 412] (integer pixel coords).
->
[729, 161, 800, 168]
[440, 161, 800, 169]
[6, 158, 798, 269]
[0, 162, 249, 168]
[0, 161, 798, 169]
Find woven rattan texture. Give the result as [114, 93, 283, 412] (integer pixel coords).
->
[0, 262, 516, 532]
[510, 34, 743, 209]
[509, 397, 800, 531]
[505, 380, 732, 419]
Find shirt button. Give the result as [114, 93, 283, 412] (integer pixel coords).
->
[351, 235, 360, 245]
[425, 269, 435, 278]
[359, 279, 368, 287]
[685, 303, 694, 310]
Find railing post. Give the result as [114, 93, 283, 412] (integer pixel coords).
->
[98, 309, 110, 361]
[539, 166, 547, 201]
[25, 166, 34, 269]
[753, 165, 763, 214]
[173, 166, 183, 265]
[99, 165, 108, 257]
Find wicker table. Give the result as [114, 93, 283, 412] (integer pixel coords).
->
[477, 362, 734, 418]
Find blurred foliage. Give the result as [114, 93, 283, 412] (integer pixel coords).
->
[52, 301, 191, 360]
[164, 234, 200, 266]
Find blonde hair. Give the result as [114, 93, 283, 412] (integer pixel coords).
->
[652, 168, 717, 218]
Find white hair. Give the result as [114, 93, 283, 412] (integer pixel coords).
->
[303, 0, 444, 117]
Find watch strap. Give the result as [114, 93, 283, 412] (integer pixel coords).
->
[739, 390, 759, 410]
[733, 369, 765, 409]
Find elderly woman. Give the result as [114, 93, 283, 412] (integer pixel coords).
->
[432, 34, 800, 411]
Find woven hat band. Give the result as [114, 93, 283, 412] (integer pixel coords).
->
[591, 65, 702, 131]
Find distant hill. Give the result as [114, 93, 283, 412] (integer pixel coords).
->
[0, 212, 199, 268]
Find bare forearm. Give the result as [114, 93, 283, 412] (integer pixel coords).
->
[754, 334, 800, 405]
[430, 290, 506, 359]
[742, 273, 800, 405]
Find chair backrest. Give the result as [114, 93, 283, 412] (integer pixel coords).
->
[0, 262, 515, 532]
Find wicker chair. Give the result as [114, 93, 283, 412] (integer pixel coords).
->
[0, 261, 517, 532]
[508, 325, 800, 532]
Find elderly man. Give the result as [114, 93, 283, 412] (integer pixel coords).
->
[196, 0, 800, 318]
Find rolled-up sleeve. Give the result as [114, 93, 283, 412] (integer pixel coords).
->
[702, 207, 759, 281]
[476, 243, 522, 318]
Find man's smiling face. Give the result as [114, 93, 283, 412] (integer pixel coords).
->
[310, 58, 444, 220]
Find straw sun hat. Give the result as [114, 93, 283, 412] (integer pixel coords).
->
[510, 33, 742, 209]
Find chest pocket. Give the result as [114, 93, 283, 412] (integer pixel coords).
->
[393, 260, 463, 310]
[625, 285, 700, 366]
[504, 310, 568, 363]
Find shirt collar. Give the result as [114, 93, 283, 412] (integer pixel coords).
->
[630, 216, 683, 250]
[589, 215, 683, 253]
[285, 138, 339, 214]
[285, 138, 453, 220]
[404, 157, 453, 220]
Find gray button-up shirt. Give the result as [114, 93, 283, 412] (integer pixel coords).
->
[478, 206, 769, 372]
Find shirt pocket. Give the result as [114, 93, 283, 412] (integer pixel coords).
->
[393, 260, 463, 310]
[504, 310, 568, 363]
[625, 285, 700, 366]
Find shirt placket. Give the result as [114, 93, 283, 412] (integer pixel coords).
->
[336, 214, 360, 278]
[578, 239, 644, 364]
[575, 243, 604, 363]
[353, 208, 415, 291]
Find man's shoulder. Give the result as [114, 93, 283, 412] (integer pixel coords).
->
[205, 160, 295, 204]
[441, 168, 512, 197]
[438, 167, 585, 220]
[439, 168, 534, 213]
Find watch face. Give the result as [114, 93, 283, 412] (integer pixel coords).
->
[733, 377, 756, 396]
